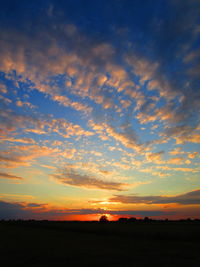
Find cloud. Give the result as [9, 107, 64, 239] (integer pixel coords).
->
[167, 157, 191, 165]
[0, 95, 12, 105]
[0, 107, 93, 139]
[0, 172, 23, 180]
[0, 24, 120, 114]
[0, 3, 199, 153]
[188, 152, 198, 159]
[51, 95, 92, 114]
[0, 137, 36, 144]
[46, 118, 94, 138]
[163, 124, 200, 144]
[52, 168, 129, 191]
[111, 162, 132, 170]
[125, 54, 180, 109]
[145, 153, 192, 167]
[110, 189, 200, 205]
[0, 201, 32, 219]
[16, 100, 36, 109]
[155, 165, 199, 173]
[175, 132, 200, 144]
[0, 83, 7, 93]
[88, 120, 109, 141]
[139, 167, 170, 178]
[105, 123, 142, 152]
[0, 108, 43, 135]
[169, 147, 184, 156]
[145, 151, 164, 163]
[26, 203, 45, 208]
[0, 144, 60, 168]
[0, 201, 52, 220]
[89, 120, 143, 152]
[123, 1, 200, 142]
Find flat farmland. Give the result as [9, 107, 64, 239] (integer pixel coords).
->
[1, 221, 200, 267]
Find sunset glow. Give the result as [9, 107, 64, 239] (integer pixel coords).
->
[0, 0, 200, 220]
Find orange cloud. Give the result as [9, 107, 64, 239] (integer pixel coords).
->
[0, 145, 60, 168]
[145, 151, 164, 163]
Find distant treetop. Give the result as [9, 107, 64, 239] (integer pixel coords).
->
[99, 215, 109, 222]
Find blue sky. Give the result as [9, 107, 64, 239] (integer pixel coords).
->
[0, 0, 200, 220]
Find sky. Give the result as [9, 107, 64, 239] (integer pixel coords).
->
[0, 0, 200, 221]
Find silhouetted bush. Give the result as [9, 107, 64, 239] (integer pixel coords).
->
[128, 217, 137, 222]
[144, 217, 152, 222]
[118, 217, 128, 222]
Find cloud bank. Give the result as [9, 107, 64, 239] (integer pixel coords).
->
[110, 189, 200, 205]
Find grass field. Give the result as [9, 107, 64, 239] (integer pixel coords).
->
[1, 220, 200, 266]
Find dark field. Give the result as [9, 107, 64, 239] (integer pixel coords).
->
[1, 220, 200, 267]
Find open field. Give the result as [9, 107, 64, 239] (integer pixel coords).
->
[1, 220, 200, 267]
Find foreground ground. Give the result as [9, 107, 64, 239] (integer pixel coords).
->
[1, 220, 200, 267]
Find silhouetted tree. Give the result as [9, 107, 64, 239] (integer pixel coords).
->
[99, 215, 109, 223]
[144, 216, 151, 222]
[118, 217, 128, 222]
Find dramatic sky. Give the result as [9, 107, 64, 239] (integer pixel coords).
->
[0, 0, 200, 220]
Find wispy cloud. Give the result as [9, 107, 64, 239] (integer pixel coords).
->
[0, 172, 23, 180]
[52, 168, 129, 191]
[0, 145, 60, 168]
[0, 107, 93, 138]
[110, 189, 200, 205]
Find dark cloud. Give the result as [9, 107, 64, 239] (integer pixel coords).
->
[0, 201, 33, 219]
[0, 172, 23, 180]
[52, 168, 128, 191]
[61, 208, 169, 217]
[110, 189, 200, 205]
[26, 203, 45, 207]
